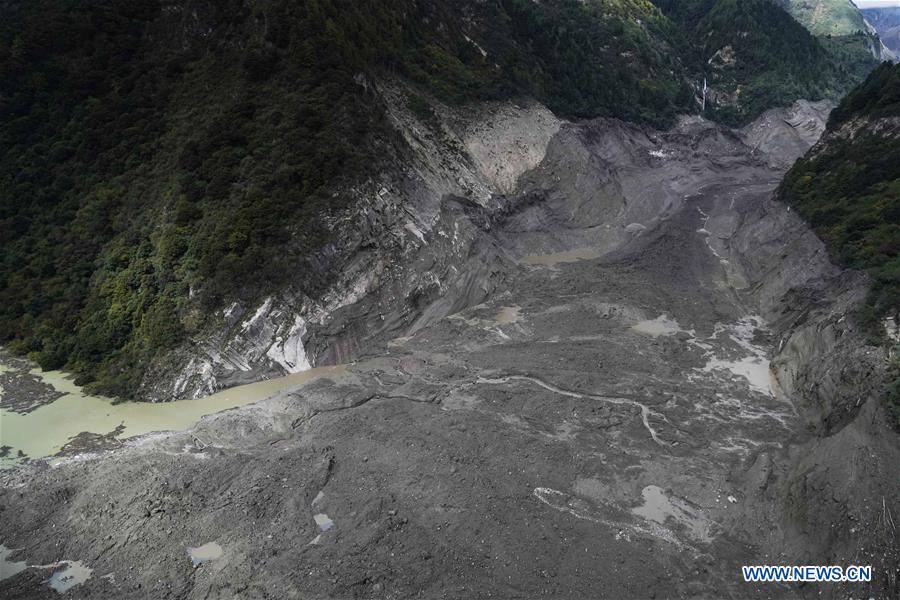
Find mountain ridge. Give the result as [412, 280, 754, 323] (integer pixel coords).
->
[0, 0, 883, 399]
[861, 5, 900, 53]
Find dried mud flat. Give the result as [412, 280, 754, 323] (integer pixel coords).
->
[2, 103, 898, 599]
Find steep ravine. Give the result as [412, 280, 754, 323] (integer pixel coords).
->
[1, 97, 898, 599]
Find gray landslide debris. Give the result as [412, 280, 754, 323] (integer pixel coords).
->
[1, 98, 898, 600]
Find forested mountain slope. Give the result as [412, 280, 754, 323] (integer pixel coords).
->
[0, 0, 881, 398]
[0, 0, 692, 396]
[652, 0, 880, 124]
[778, 61, 900, 423]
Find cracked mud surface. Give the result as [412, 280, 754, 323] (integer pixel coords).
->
[2, 108, 898, 599]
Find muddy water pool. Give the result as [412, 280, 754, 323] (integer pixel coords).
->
[0, 355, 344, 467]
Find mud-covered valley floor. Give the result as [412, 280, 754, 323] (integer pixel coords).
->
[2, 105, 898, 599]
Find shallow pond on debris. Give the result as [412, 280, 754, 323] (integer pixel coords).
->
[188, 542, 223, 567]
[0, 545, 27, 582]
[48, 560, 93, 593]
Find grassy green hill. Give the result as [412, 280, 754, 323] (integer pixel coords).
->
[783, 0, 868, 36]
[782, 1, 892, 91]
[778, 1, 890, 99]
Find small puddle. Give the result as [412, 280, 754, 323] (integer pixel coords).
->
[632, 485, 709, 542]
[703, 356, 772, 395]
[313, 513, 334, 532]
[494, 306, 521, 325]
[521, 247, 602, 266]
[697, 316, 773, 396]
[187, 542, 223, 567]
[630, 314, 685, 337]
[0, 357, 345, 467]
[0, 545, 27, 582]
[48, 560, 93, 593]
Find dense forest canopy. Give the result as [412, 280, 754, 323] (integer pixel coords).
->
[0, 0, 882, 397]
